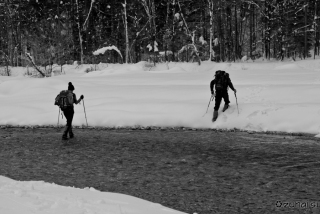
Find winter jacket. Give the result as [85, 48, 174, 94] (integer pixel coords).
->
[210, 78, 235, 94]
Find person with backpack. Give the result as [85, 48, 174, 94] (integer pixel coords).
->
[55, 82, 84, 140]
[210, 70, 237, 122]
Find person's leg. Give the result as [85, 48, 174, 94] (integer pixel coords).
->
[213, 92, 223, 121]
[68, 109, 74, 138]
[222, 91, 230, 112]
[62, 109, 73, 140]
[62, 110, 69, 140]
[214, 92, 223, 111]
[223, 91, 230, 105]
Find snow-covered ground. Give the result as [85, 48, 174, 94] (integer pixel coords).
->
[1, 58, 320, 135]
[0, 176, 185, 214]
[0, 58, 320, 213]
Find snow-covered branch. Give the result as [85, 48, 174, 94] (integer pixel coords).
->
[146, 41, 158, 52]
[93, 46, 123, 59]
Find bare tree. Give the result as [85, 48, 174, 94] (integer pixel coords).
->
[139, 0, 156, 38]
[26, 52, 46, 77]
[207, 0, 214, 61]
[75, 0, 95, 64]
[122, 0, 129, 63]
[75, 0, 84, 64]
[0, 50, 10, 76]
[176, 0, 201, 65]
[314, 0, 318, 59]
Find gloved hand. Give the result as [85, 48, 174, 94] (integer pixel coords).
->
[80, 95, 84, 99]
[211, 91, 215, 96]
[234, 89, 237, 94]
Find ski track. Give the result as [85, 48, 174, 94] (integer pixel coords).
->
[242, 85, 283, 120]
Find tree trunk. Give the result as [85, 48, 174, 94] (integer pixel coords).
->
[75, 0, 84, 64]
[304, 0, 307, 59]
[265, 0, 270, 60]
[314, 0, 318, 59]
[151, 0, 156, 37]
[234, 2, 238, 60]
[208, 0, 214, 61]
[165, 0, 170, 62]
[123, 0, 129, 63]
[218, 0, 224, 61]
[228, 5, 232, 61]
[172, 0, 176, 61]
[26, 53, 45, 77]
[250, 5, 252, 59]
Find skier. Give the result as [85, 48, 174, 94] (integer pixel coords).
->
[60, 82, 84, 140]
[210, 70, 237, 122]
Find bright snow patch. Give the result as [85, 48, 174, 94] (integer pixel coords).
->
[0, 176, 186, 214]
[159, 51, 173, 56]
[273, 64, 302, 70]
[0, 59, 320, 136]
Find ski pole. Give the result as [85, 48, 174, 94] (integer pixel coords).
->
[234, 92, 239, 115]
[202, 94, 214, 117]
[57, 108, 60, 126]
[82, 99, 88, 127]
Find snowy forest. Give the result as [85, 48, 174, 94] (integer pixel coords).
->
[0, 0, 320, 68]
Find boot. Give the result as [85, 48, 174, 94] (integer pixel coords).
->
[222, 104, 229, 112]
[62, 126, 69, 140]
[69, 126, 74, 139]
[212, 110, 218, 122]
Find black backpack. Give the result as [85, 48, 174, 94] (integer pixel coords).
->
[215, 70, 230, 91]
[54, 90, 74, 110]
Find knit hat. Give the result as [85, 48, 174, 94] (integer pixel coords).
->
[68, 82, 75, 91]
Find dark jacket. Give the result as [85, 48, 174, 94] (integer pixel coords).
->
[71, 92, 81, 105]
[64, 90, 81, 110]
[210, 78, 235, 93]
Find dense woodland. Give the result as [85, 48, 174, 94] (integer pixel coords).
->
[0, 0, 319, 68]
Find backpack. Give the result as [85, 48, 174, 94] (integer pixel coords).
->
[54, 90, 74, 110]
[215, 70, 230, 91]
